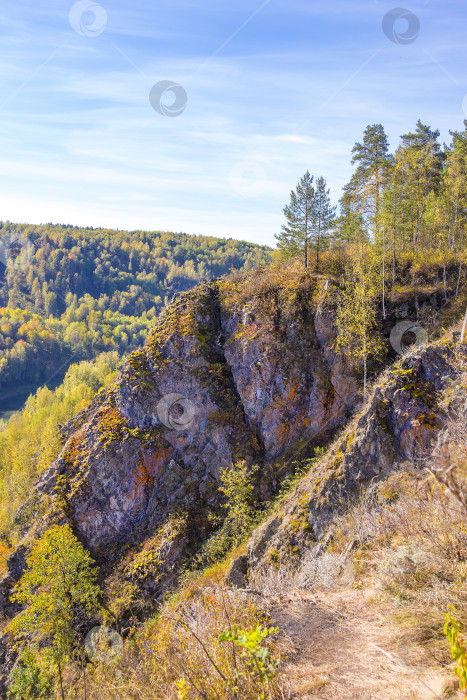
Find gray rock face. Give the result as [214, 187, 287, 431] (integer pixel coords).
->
[225, 555, 249, 589]
[242, 342, 467, 577]
[26, 277, 359, 562]
[220, 297, 356, 460]
[0, 545, 28, 619]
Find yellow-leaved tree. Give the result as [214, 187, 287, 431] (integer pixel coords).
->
[334, 244, 385, 399]
[8, 524, 101, 700]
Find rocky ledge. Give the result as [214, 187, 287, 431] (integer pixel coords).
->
[236, 341, 467, 581]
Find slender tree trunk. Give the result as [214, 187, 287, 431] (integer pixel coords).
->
[382, 225, 386, 320]
[443, 249, 448, 302]
[461, 305, 467, 344]
[392, 196, 397, 283]
[316, 224, 320, 270]
[375, 165, 380, 243]
[414, 195, 428, 253]
[452, 192, 459, 252]
[363, 353, 367, 401]
[58, 660, 65, 700]
[362, 271, 368, 401]
[456, 258, 463, 297]
[82, 650, 87, 700]
[315, 204, 321, 271]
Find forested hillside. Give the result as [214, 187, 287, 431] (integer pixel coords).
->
[0, 225, 270, 401]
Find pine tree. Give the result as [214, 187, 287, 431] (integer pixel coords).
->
[312, 176, 337, 269]
[380, 166, 406, 282]
[276, 172, 336, 269]
[275, 171, 315, 268]
[340, 126, 394, 315]
[343, 126, 392, 312]
[395, 120, 444, 252]
[350, 124, 394, 239]
[444, 122, 467, 293]
[336, 184, 368, 245]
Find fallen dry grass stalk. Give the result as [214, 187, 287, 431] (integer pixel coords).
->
[367, 642, 442, 698]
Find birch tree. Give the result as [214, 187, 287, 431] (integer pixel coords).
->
[334, 245, 385, 399]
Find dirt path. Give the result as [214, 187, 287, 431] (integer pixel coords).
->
[269, 588, 462, 699]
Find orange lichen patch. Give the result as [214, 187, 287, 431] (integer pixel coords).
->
[0, 539, 13, 577]
[139, 447, 173, 479]
[274, 421, 291, 447]
[414, 411, 439, 429]
[268, 382, 306, 445]
[130, 461, 151, 500]
[62, 429, 87, 472]
[399, 421, 437, 456]
[286, 383, 300, 402]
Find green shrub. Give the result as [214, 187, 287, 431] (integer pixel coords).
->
[444, 606, 467, 693]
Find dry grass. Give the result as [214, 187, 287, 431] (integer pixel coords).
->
[245, 469, 467, 698]
[249, 552, 346, 598]
[218, 257, 324, 313]
[432, 401, 467, 513]
[331, 473, 467, 644]
[251, 467, 467, 664]
[64, 583, 291, 700]
[273, 588, 461, 699]
[243, 354, 467, 698]
[36, 325, 467, 699]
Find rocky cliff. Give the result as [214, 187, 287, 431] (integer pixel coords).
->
[237, 340, 467, 582]
[0, 265, 461, 622]
[0, 269, 358, 608]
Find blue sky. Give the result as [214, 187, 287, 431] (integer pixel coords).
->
[0, 0, 465, 247]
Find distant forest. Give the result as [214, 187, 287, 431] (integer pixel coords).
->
[0, 224, 271, 391]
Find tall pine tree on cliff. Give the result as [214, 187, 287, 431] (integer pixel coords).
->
[276, 171, 315, 268]
[313, 175, 336, 269]
[276, 171, 335, 268]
